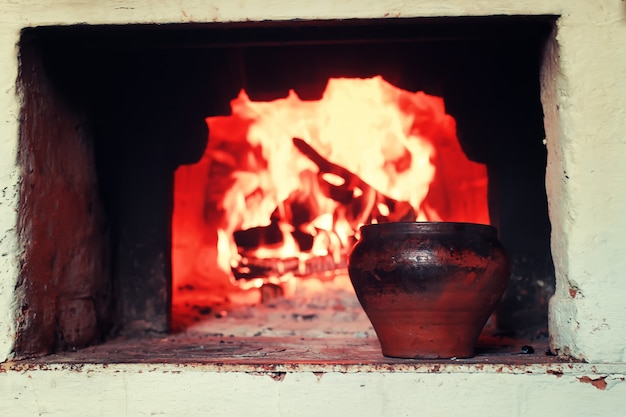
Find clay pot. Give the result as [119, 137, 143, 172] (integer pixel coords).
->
[348, 222, 510, 359]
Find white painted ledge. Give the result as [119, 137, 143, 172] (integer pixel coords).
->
[2, 334, 625, 416]
[2, 361, 626, 417]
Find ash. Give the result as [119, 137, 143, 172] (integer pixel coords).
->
[184, 275, 375, 339]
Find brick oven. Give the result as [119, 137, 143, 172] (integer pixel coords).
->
[1, 1, 625, 416]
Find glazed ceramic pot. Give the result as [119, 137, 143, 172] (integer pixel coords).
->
[348, 222, 510, 359]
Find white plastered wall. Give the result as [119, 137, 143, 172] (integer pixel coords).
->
[0, 0, 625, 364]
[542, 2, 626, 363]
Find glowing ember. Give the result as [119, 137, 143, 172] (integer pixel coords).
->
[172, 76, 488, 315]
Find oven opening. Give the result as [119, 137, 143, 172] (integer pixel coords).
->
[15, 16, 555, 359]
[172, 74, 490, 344]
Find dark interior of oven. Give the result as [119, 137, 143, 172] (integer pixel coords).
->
[15, 16, 555, 356]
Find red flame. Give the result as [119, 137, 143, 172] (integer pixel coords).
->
[172, 76, 488, 323]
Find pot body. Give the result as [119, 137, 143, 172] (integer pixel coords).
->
[348, 222, 510, 359]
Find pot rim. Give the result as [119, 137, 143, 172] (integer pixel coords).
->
[359, 221, 496, 237]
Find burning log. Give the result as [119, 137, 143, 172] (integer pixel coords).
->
[230, 138, 419, 283]
[292, 137, 416, 224]
[292, 137, 369, 196]
[231, 252, 349, 281]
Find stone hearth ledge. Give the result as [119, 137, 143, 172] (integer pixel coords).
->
[1, 347, 626, 417]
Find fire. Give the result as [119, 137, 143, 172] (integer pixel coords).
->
[172, 76, 488, 320]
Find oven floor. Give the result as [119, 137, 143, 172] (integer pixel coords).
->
[24, 276, 562, 370]
[29, 333, 558, 368]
